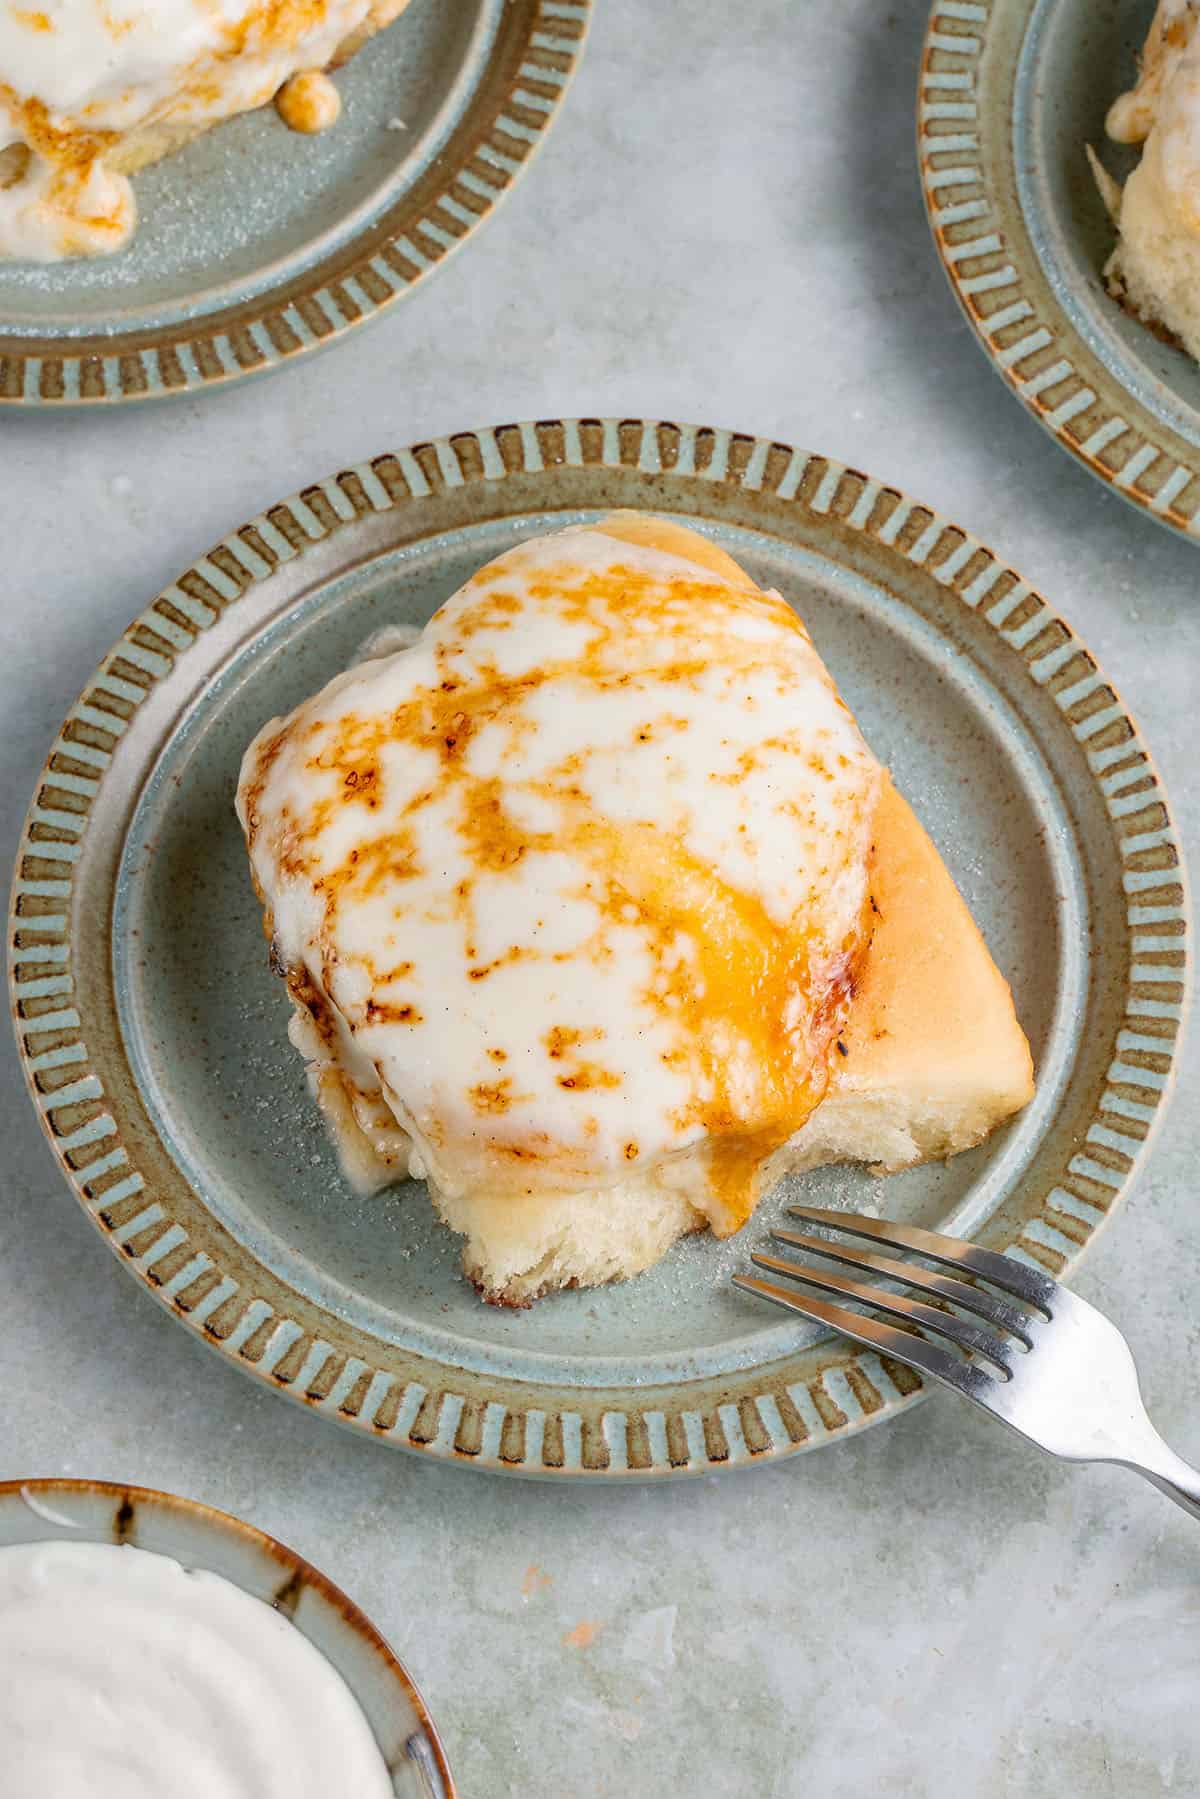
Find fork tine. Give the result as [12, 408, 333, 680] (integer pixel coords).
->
[787, 1206, 1056, 1311]
[750, 1251, 1015, 1373]
[771, 1227, 1035, 1346]
[731, 1273, 992, 1398]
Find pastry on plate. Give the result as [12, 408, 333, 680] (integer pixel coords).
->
[1094, 0, 1200, 358]
[0, 0, 413, 261]
[237, 515, 1034, 1305]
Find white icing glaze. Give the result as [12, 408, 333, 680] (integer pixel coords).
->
[0, 1540, 394, 1797]
[0, 0, 409, 259]
[238, 524, 881, 1236]
[0, 139, 134, 260]
[1106, 0, 1196, 144]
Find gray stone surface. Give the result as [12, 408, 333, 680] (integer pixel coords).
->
[2, 2, 1198, 1793]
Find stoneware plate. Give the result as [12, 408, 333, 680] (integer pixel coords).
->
[0, 1478, 454, 1795]
[920, 0, 1200, 541]
[9, 419, 1189, 1480]
[0, 0, 586, 407]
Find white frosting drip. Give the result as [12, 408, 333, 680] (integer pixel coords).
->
[1106, 0, 1196, 144]
[0, 1540, 395, 1798]
[238, 524, 881, 1234]
[0, 0, 408, 259]
[0, 147, 133, 259]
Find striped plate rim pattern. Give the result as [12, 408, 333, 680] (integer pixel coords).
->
[0, 1, 588, 407]
[919, 0, 1200, 539]
[8, 419, 1190, 1477]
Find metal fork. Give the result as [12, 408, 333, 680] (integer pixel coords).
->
[733, 1205, 1200, 1520]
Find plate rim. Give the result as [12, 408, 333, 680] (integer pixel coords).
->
[918, 0, 1200, 543]
[0, 0, 589, 408]
[8, 416, 1190, 1480]
[0, 1476, 456, 1795]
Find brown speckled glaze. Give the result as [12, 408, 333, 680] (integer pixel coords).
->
[7, 420, 1190, 1479]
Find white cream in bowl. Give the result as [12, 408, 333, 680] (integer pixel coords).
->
[0, 1539, 395, 1797]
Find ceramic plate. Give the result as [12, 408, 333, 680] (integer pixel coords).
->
[9, 419, 1189, 1479]
[0, 0, 586, 407]
[0, 1478, 453, 1795]
[920, 0, 1200, 541]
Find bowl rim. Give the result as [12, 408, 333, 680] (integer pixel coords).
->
[918, 0, 1200, 543]
[7, 417, 1191, 1480]
[0, 1475, 456, 1796]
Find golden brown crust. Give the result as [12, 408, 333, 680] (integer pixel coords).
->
[592, 512, 753, 586]
[833, 775, 1034, 1107]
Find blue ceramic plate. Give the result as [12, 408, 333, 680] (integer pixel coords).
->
[0, 0, 587, 406]
[8, 420, 1189, 1477]
[921, 0, 1200, 540]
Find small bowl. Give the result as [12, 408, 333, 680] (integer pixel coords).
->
[0, 1479, 454, 1797]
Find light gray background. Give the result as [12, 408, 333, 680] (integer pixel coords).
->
[3, 3, 1198, 1794]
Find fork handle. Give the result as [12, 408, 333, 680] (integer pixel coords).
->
[1122, 1435, 1200, 1523]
